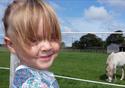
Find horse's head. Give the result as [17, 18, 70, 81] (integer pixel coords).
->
[106, 63, 114, 82]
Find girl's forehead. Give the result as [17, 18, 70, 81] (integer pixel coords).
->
[37, 19, 43, 35]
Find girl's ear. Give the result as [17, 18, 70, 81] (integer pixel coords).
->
[4, 37, 16, 54]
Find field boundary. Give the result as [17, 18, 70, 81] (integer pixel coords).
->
[55, 75, 125, 87]
[1, 67, 125, 87]
[0, 67, 9, 70]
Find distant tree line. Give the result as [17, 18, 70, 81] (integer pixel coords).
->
[0, 44, 4, 47]
[72, 30, 125, 49]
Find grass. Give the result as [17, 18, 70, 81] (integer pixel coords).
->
[51, 51, 125, 88]
[0, 48, 9, 88]
[0, 47, 125, 88]
[51, 51, 107, 81]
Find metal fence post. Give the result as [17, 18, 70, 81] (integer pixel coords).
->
[9, 53, 20, 88]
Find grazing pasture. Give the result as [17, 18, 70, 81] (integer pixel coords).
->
[0, 47, 125, 88]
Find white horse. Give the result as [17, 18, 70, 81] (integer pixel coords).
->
[106, 52, 125, 82]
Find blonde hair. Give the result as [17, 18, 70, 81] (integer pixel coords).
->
[3, 0, 61, 53]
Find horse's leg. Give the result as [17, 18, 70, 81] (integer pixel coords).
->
[120, 66, 124, 80]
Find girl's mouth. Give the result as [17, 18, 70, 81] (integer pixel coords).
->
[39, 53, 54, 61]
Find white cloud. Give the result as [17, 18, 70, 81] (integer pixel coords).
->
[103, 21, 125, 31]
[59, 6, 115, 33]
[68, 17, 106, 32]
[62, 26, 72, 32]
[98, 0, 125, 9]
[84, 6, 112, 21]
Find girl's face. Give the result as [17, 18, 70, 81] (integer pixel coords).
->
[17, 40, 60, 70]
[15, 19, 60, 70]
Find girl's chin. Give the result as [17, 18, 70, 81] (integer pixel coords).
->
[37, 64, 52, 70]
[36, 60, 53, 69]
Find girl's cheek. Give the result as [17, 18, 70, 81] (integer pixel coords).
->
[28, 46, 38, 55]
[52, 43, 60, 51]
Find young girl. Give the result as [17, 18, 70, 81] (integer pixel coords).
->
[3, 0, 61, 88]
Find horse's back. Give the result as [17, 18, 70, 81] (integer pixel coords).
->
[112, 52, 125, 66]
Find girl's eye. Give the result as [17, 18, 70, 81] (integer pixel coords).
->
[51, 36, 57, 41]
[30, 39, 39, 45]
[31, 39, 37, 43]
[51, 38, 58, 42]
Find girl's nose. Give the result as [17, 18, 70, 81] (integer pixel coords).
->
[39, 41, 52, 51]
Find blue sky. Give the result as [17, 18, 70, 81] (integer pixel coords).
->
[0, 0, 125, 45]
[49, 0, 125, 32]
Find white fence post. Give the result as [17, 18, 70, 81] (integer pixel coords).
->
[9, 53, 20, 88]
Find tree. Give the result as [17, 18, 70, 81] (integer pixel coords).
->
[106, 30, 124, 46]
[72, 33, 103, 49]
[79, 33, 103, 48]
[61, 42, 65, 48]
[72, 40, 80, 49]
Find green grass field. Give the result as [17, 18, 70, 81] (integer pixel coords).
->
[0, 47, 125, 88]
